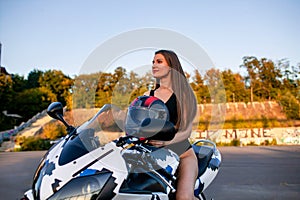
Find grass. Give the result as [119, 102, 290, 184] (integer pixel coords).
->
[197, 118, 300, 130]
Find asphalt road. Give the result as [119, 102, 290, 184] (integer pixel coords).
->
[205, 145, 300, 200]
[0, 146, 299, 200]
[0, 151, 45, 200]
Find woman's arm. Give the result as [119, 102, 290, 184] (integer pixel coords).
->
[149, 122, 192, 147]
[168, 122, 193, 144]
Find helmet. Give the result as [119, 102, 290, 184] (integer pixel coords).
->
[125, 96, 170, 138]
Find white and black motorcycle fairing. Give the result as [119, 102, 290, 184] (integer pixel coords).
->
[22, 102, 221, 200]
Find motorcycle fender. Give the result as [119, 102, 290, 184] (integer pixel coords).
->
[23, 189, 34, 200]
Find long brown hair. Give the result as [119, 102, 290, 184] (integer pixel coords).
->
[154, 50, 197, 131]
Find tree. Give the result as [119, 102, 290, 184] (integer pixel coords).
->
[221, 69, 248, 102]
[258, 58, 282, 100]
[279, 91, 300, 119]
[73, 73, 100, 109]
[95, 67, 137, 108]
[11, 87, 57, 120]
[113, 67, 127, 83]
[140, 71, 155, 91]
[111, 70, 133, 108]
[0, 74, 16, 130]
[0, 74, 13, 109]
[27, 69, 43, 89]
[128, 71, 149, 101]
[204, 68, 226, 103]
[39, 70, 73, 105]
[111, 70, 150, 108]
[240, 56, 260, 102]
[11, 74, 27, 93]
[241, 56, 284, 101]
[191, 70, 209, 103]
[279, 60, 300, 100]
[95, 72, 114, 108]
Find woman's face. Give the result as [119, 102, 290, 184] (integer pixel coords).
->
[152, 53, 171, 79]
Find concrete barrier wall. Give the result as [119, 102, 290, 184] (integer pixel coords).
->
[0, 110, 47, 142]
[192, 127, 300, 145]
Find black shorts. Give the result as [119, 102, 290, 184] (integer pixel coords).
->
[166, 139, 192, 156]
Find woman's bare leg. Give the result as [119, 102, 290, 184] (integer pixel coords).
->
[176, 148, 198, 200]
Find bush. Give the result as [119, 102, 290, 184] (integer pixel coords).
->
[41, 121, 67, 140]
[279, 93, 300, 119]
[19, 136, 51, 151]
[230, 139, 241, 146]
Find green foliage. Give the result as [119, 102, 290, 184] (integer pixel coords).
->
[0, 57, 299, 133]
[192, 70, 210, 103]
[241, 56, 299, 102]
[261, 115, 269, 128]
[75, 68, 153, 109]
[0, 69, 73, 131]
[0, 74, 16, 129]
[260, 139, 277, 146]
[73, 73, 100, 109]
[279, 92, 300, 119]
[16, 136, 51, 151]
[231, 139, 240, 146]
[12, 74, 27, 92]
[11, 87, 57, 119]
[41, 121, 67, 140]
[95, 72, 115, 108]
[39, 70, 73, 105]
[221, 70, 248, 102]
[27, 69, 43, 89]
[204, 68, 226, 103]
[216, 139, 240, 146]
[0, 74, 13, 109]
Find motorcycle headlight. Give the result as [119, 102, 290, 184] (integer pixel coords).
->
[47, 171, 116, 200]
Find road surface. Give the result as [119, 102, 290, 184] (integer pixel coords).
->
[0, 146, 299, 200]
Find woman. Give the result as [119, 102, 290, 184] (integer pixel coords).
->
[144, 49, 198, 200]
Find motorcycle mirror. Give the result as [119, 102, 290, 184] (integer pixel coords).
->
[47, 102, 70, 128]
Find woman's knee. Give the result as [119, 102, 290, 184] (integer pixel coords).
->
[179, 149, 198, 172]
[180, 148, 197, 160]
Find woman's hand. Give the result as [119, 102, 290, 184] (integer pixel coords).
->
[97, 109, 126, 129]
[148, 140, 170, 147]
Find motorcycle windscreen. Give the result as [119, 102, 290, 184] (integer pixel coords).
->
[59, 128, 98, 165]
[59, 104, 124, 165]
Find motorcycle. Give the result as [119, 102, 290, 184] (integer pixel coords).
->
[22, 102, 221, 200]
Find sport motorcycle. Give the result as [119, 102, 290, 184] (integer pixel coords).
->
[22, 101, 221, 200]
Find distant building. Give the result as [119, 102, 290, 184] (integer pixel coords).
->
[0, 66, 10, 75]
[0, 43, 10, 76]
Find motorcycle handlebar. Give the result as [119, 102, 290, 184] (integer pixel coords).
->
[115, 135, 144, 147]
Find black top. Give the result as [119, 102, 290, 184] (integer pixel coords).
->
[149, 90, 178, 125]
[149, 89, 192, 155]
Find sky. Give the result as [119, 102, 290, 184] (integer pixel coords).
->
[0, 0, 299, 78]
